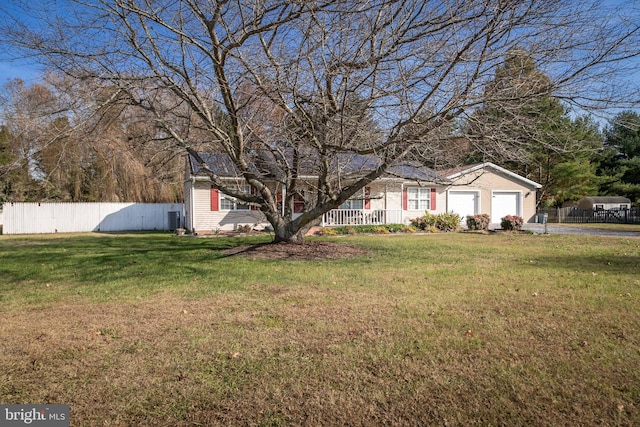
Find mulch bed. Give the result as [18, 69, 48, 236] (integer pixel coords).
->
[221, 241, 368, 260]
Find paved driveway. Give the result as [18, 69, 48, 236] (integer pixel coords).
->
[522, 224, 640, 238]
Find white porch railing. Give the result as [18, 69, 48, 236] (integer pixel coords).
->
[322, 209, 403, 226]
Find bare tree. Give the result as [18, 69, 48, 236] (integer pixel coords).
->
[2, 0, 638, 241]
[0, 75, 184, 202]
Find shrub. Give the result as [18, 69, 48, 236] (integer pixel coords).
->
[434, 212, 461, 232]
[501, 215, 523, 231]
[410, 212, 460, 232]
[320, 227, 338, 236]
[322, 223, 427, 235]
[386, 224, 407, 233]
[466, 214, 490, 231]
[410, 212, 435, 230]
[373, 226, 390, 234]
[426, 225, 439, 233]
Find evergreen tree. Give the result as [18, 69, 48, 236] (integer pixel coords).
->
[467, 49, 602, 207]
[596, 111, 640, 203]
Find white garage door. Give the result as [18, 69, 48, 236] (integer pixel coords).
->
[448, 191, 478, 221]
[491, 192, 520, 222]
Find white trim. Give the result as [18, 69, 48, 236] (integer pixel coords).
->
[445, 162, 542, 189]
[189, 178, 196, 233]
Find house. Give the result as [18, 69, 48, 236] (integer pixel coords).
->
[576, 196, 631, 211]
[183, 154, 541, 234]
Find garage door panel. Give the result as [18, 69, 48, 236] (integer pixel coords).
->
[491, 192, 520, 222]
[448, 191, 478, 221]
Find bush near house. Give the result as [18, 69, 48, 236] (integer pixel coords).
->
[501, 215, 524, 231]
[410, 212, 461, 232]
[325, 224, 415, 235]
[466, 214, 491, 231]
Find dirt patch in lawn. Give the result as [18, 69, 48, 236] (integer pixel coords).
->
[221, 240, 367, 260]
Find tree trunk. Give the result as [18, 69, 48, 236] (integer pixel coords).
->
[266, 212, 306, 243]
[273, 226, 305, 243]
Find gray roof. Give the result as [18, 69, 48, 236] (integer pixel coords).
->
[189, 152, 446, 183]
[438, 162, 542, 189]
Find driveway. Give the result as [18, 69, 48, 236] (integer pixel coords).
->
[522, 224, 640, 238]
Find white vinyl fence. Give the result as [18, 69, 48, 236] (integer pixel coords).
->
[1, 202, 184, 235]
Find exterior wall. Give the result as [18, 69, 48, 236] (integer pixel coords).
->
[2, 202, 184, 235]
[446, 168, 538, 223]
[186, 165, 538, 229]
[190, 180, 267, 233]
[400, 183, 446, 223]
[368, 181, 445, 224]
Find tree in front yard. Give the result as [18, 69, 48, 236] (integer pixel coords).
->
[1, 0, 638, 241]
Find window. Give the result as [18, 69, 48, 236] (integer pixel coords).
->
[407, 187, 431, 210]
[220, 185, 251, 211]
[339, 189, 365, 210]
[595, 204, 604, 211]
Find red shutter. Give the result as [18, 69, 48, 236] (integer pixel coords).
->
[210, 187, 219, 211]
[431, 188, 436, 210]
[402, 187, 408, 210]
[293, 194, 304, 213]
[250, 187, 259, 210]
[364, 187, 371, 210]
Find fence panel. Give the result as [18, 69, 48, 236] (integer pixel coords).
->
[537, 207, 640, 224]
[1, 202, 184, 234]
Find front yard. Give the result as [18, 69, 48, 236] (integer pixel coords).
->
[1, 232, 639, 426]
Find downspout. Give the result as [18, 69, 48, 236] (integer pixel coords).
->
[190, 177, 196, 234]
[281, 184, 286, 216]
[400, 182, 404, 224]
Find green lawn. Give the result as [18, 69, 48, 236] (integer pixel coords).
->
[1, 232, 639, 426]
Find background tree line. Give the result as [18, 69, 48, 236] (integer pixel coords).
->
[2, 61, 638, 207]
[0, 75, 184, 203]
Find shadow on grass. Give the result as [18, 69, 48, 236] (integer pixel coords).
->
[0, 233, 272, 287]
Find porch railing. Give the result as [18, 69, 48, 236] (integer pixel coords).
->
[322, 209, 403, 226]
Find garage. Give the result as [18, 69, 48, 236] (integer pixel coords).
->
[448, 191, 479, 221]
[491, 192, 521, 222]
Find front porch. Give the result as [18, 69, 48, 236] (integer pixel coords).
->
[321, 209, 404, 226]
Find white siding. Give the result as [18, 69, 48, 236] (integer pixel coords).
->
[2, 202, 184, 235]
[192, 182, 267, 232]
[384, 182, 403, 211]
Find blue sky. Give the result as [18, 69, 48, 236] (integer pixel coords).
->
[0, 0, 638, 123]
[0, 60, 40, 83]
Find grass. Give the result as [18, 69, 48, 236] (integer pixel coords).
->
[1, 232, 639, 426]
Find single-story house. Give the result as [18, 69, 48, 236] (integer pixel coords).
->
[183, 154, 541, 234]
[576, 196, 631, 211]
